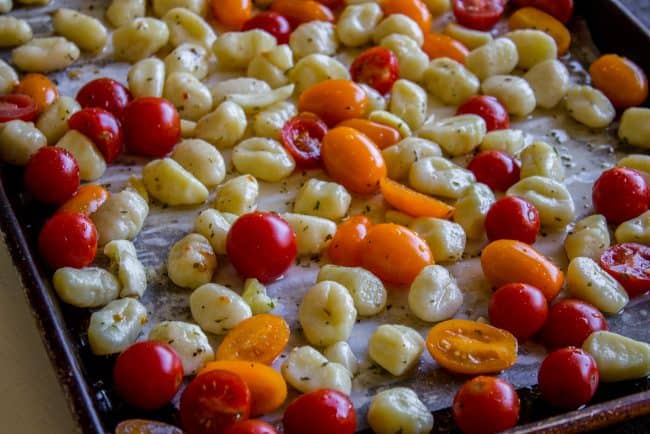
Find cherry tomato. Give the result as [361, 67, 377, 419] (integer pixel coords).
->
[38, 212, 97, 269]
[270, 0, 334, 28]
[328, 216, 371, 267]
[590, 54, 648, 110]
[76, 78, 132, 119]
[508, 7, 571, 55]
[452, 0, 505, 31]
[24, 147, 80, 205]
[468, 150, 520, 192]
[457, 96, 509, 131]
[380, 177, 455, 219]
[242, 12, 291, 44]
[283, 389, 356, 434]
[485, 197, 540, 244]
[0, 94, 38, 122]
[512, 0, 573, 23]
[338, 118, 401, 149]
[216, 314, 290, 365]
[212, 0, 253, 29]
[68, 107, 123, 163]
[114, 341, 183, 410]
[314, 0, 343, 9]
[360, 223, 433, 286]
[422, 32, 469, 64]
[181, 370, 252, 434]
[592, 167, 650, 224]
[452, 376, 520, 434]
[488, 283, 548, 341]
[57, 184, 109, 216]
[226, 212, 297, 283]
[298, 80, 368, 127]
[381, 0, 432, 34]
[13, 73, 59, 113]
[280, 115, 328, 168]
[541, 299, 608, 349]
[600, 243, 650, 298]
[226, 420, 279, 434]
[350, 47, 399, 95]
[538, 347, 599, 409]
[115, 419, 183, 434]
[122, 97, 181, 157]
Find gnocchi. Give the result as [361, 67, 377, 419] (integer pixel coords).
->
[389, 79, 428, 131]
[241, 278, 277, 314]
[52, 267, 120, 308]
[336, 2, 383, 48]
[227, 84, 294, 114]
[194, 101, 247, 148]
[373, 14, 423, 47]
[193, 209, 237, 254]
[409, 156, 476, 199]
[12, 37, 80, 72]
[0, 120, 46, 166]
[142, 158, 209, 206]
[481, 75, 536, 117]
[619, 108, 650, 148]
[281, 346, 352, 395]
[0, 59, 18, 95]
[408, 265, 463, 323]
[367, 388, 434, 434]
[56, 130, 106, 181]
[583, 331, 650, 382]
[190, 283, 252, 335]
[290, 21, 338, 60]
[53, 9, 108, 53]
[35, 96, 80, 145]
[113, 18, 169, 63]
[419, 115, 486, 157]
[324, 341, 359, 375]
[524, 59, 570, 109]
[0, 16, 32, 48]
[566, 257, 629, 315]
[368, 110, 412, 138]
[380, 34, 429, 83]
[213, 30, 276, 70]
[88, 298, 148, 355]
[466, 38, 519, 80]
[211, 78, 270, 105]
[167, 233, 217, 289]
[152, 0, 207, 17]
[382, 137, 442, 181]
[444, 22, 492, 49]
[213, 175, 259, 215]
[104, 240, 147, 298]
[299, 281, 357, 347]
[368, 324, 425, 376]
[615, 210, 650, 245]
[480, 129, 526, 155]
[91, 190, 149, 246]
[519, 141, 565, 181]
[128, 57, 165, 98]
[565, 85, 616, 129]
[422, 57, 480, 105]
[409, 218, 466, 263]
[148, 321, 214, 375]
[453, 183, 495, 240]
[106, 0, 146, 28]
[294, 179, 351, 221]
[247, 44, 293, 89]
[164, 43, 208, 80]
[565, 214, 611, 260]
[163, 72, 213, 121]
[505, 30, 557, 70]
[163, 7, 216, 49]
[361, 83, 388, 112]
[281, 213, 336, 256]
[317, 264, 387, 316]
[288, 54, 350, 94]
[232, 137, 295, 182]
[618, 154, 650, 182]
[0, 0, 10, 13]
[252, 101, 297, 140]
[171, 139, 226, 187]
[506, 176, 575, 228]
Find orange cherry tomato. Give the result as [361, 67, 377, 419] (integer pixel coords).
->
[380, 177, 455, 219]
[321, 126, 386, 194]
[589, 54, 648, 109]
[216, 314, 290, 365]
[328, 215, 372, 266]
[422, 32, 469, 64]
[212, 0, 252, 29]
[480, 239, 564, 300]
[270, 0, 334, 28]
[337, 118, 401, 149]
[382, 0, 432, 33]
[199, 360, 287, 416]
[360, 223, 433, 286]
[426, 319, 518, 374]
[13, 73, 59, 113]
[508, 7, 571, 55]
[115, 419, 183, 434]
[298, 80, 368, 127]
[57, 184, 109, 216]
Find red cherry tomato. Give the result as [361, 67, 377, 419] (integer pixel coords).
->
[452, 0, 505, 31]
[242, 12, 292, 44]
[512, 0, 573, 23]
[452, 376, 520, 434]
[24, 147, 80, 205]
[283, 389, 356, 434]
[457, 96, 509, 131]
[316, 0, 343, 9]
[68, 108, 123, 163]
[38, 212, 97, 269]
[0, 94, 39, 122]
[181, 370, 252, 434]
[592, 167, 650, 224]
[600, 243, 650, 298]
[541, 299, 608, 349]
[280, 115, 328, 168]
[122, 97, 181, 157]
[350, 47, 400, 95]
[485, 196, 540, 244]
[76, 78, 133, 119]
[113, 341, 183, 410]
[226, 420, 279, 434]
[538, 347, 599, 409]
[467, 150, 520, 192]
[226, 212, 297, 283]
[488, 283, 548, 341]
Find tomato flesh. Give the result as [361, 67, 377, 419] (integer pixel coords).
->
[24, 147, 80, 205]
[38, 212, 97, 269]
[242, 12, 291, 44]
[283, 389, 356, 434]
[453, 376, 520, 434]
[69, 107, 124, 163]
[280, 115, 327, 168]
[452, 0, 505, 31]
[538, 347, 599, 409]
[350, 47, 400, 95]
[485, 196, 540, 244]
[541, 299, 608, 349]
[122, 97, 181, 157]
[0, 94, 39, 122]
[600, 243, 650, 298]
[76, 77, 133, 119]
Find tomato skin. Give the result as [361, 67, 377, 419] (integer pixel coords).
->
[457, 96, 509, 131]
[24, 147, 80, 205]
[283, 389, 356, 434]
[452, 0, 505, 31]
[76, 78, 133, 119]
[485, 196, 540, 244]
[590, 54, 648, 110]
[328, 216, 371, 267]
[122, 97, 181, 157]
[488, 283, 548, 341]
[0, 94, 39, 122]
[57, 184, 109, 216]
[338, 119, 401, 149]
[270, 0, 334, 28]
[513, 0, 573, 23]
[422, 32, 469, 64]
[68, 108, 123, 163]
[38, 212, 98, 269]
[242, 12, 291, 44]
[600, 243, 650, 298]
[508, 7, 571, 55]
[212, 0, 252, 29]
[216, 314, 290, 365]
[468, 151, 520, 192]
[541, 299, 608, 349]
[226, 212, 297, 283]
[298, 80, 368, 127]
[452, 376, 520, 434]
[380, 177, 455, 219]
[382, 0, 432, 33]
[592, 167, 650, 224]
[226, 420, 279, 434]
[13, 73, 59, 113]
[280, 115, 328, 168]
[538, 347, 599, 409]
[350, 47, 400, 95]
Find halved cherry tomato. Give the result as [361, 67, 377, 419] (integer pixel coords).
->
[225, 420, 279, 434]
[380, 177, 455, 219]
[116, 419, 183, 434]
[216, 314, 290, 365]
[426, 319, 518, 374]
[513, 0, 573, 24]
[212, 0, 253, 29]
[298, 80, 368, 127]
[122, 97, 181, 157]
[600, 243, 650, 298]
[360, 223, 433, 286]
[68, 107, 123, 163]
[457, 95, 509, 131]
[488, 283, 548, 341]
[24, 147, 80, 205]
[321, 127, 386, 194]
[468, 151, 520, 192]
[452, 0, 505, 31]
[592, 167, 649, 224]
[453, 376, 520, 434]
[13, 73, 58, 113]
[57, 184, 109, 216]
[485, 196, 540, 244]
[76, 77, 133, 119]
[270, 0, 334, 28]
[509, 7, 571, 55]
[590, 54, 648, 109]
[541, 299, 608, 349]
[242, 12, 291, 44]
[538, 347, 599, 409]
[422, 32, 469, 64]
[283, 389, 356, 434]
[0, 94, 38, 122]
[38, 212, 97, 269]
[350, 47, 399, 95]
[280, 115, 328, 168]
[338, 118, 401, 149]
[328, 216, 371, 267]
[382, 0, 432, 33]
[481, 239, 564, 300]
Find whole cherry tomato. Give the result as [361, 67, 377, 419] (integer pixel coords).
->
[452, 0, 505, 31]
[13, 73, 59, 113]
[181, 370, 252, 434]
[328, 216, 371, 267]
[114, 341, 183, 410]
[488, 283, 548, 341]
[226, 212, 297, 283]
[270, 0, 334, 28]
[24, 147, 80, 205]
[0, 94, 38, 122]
[38, 212, 97, 269]
[422, 32, 469, 64]
[338, 119, 401, 149]
[468, 150, 520, 192]
[76, 78, 133, 119]
[212, 0, 253, 29]
[298, 80, 368, 127]
[600, 243, 650, 297]
[283, 389, 356, 434]
[226, 420, 279, 434]
[242, 12, 291, 44]
[589, 54, 648, 110]
[122, 97, 181, 157]
[350, 47, 400, 95]
[381, 0, 432, 33]
[592, 167, 650, 224]
[380, 177, 455, 219]
[57, 184, 109, 216]
[280, 114, 328, 168]
[457, 96, 509, 131]
[541, 299, 608, 349]
[216, 314, 290, 365]
[512, 0, 573, 23]
[538, 347, 599, 409]
[452, 376, 520, 434]
[68, 107, 123, 163]
[485, 196, 540, 244]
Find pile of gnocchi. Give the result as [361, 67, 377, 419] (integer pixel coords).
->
[1, 0, 650, 433]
